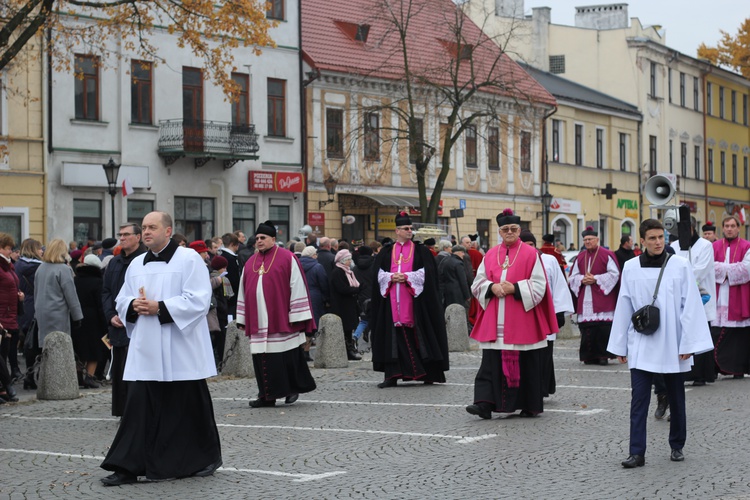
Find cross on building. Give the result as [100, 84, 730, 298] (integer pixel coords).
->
[601, 183, 618, 200]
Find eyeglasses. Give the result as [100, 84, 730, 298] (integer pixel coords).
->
[499, 226, 520, 233]
[397, 226, 413, 231]
[117, 232, 134, 238]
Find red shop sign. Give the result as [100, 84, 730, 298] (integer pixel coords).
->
[248, 171, 305, 192]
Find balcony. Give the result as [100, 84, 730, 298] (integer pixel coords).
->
[157, 119, 260, 169]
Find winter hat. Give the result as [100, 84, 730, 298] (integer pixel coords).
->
[542, 234, 555, 243]
[189, 241, 209, 253]
[83, 254, 102, 268]
[102, 238, 118, 250]
[519, 229, 537, 245]
[496, 208, 521, 227]
[210, 255, 228, 271]
[301, 246, 317, 258]
[334, 249, 352, 264]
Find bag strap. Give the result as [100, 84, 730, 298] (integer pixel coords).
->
[650, 254, 671, 306]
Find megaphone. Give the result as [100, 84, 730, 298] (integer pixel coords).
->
[644, 174, 676, 206]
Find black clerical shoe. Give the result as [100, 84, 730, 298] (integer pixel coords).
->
[377, 378, 397, 389]
[599, 358, 609, 366]
[249, 398, 276, 408]
[285, 393, 299, 405]
[519, 410, 539, 418]
[670, 449, 684, 462]
[621, 455, 645, 468]
[466, 404, 492, 420]
[692, 380, 706, 386]
[192, 459, 223, 477]
[101, 471, 138, 486]
[654, 394, 668, 420]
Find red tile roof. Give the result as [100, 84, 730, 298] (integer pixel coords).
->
[301, 0, 556, 107]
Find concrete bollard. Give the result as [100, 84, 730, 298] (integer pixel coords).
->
[314, 314, 349, 368]
[557, 315, 579, 340]
[220, 321, 255, 378]
[36, 331, 79, 400]
[445, 304, 470, 352]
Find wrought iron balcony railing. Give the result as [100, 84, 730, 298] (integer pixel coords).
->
[157, 119, 260, 169]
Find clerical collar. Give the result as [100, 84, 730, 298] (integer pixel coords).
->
[144, 239, 178, 264]
[586, 245, 599, 253]
[726, 236, 738, 243]
[639, 249, 667, 268]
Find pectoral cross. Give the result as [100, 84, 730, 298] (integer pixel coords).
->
[258, 263, 265, 275]
[502, 255, 510, 269]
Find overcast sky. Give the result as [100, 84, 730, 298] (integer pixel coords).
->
[523, 0, 748, 57]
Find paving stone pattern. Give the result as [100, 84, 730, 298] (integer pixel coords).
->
[2, 338, 750, 499]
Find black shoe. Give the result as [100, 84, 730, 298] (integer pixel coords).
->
[599, 359, 609, 366]
[621, 455, 645, 468]
[101, 471, 138, 486]
[10, 370, 23, 383]
[466, 404, 492, 420]
[519, 410, 538, 418]
[377, 378, 397, 389]
[304, 351, 313, 362]
[192, 459, 222, 477]
[692, 380, 706, 386]
[249, 398, 276, 408]
[81, 375, 100, 389]
[654, 394, 668, 420]
[670, 449, 684, 462]
[23, 376, 36, 390]
[285, 393, 299, 405]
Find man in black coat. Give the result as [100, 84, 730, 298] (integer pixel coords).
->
[101, 223, 147, 416]
[370, 212, 449, 388]
[316, 237, 335, 275]
[614, 235, 636, 272]
[218, 233, 242, 317]
[353, 245, 376, 345]
[438, 245, 471, 311]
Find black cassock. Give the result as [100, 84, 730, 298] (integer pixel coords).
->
[370, 242, 449, 383]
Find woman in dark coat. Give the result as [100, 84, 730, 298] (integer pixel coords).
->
[72, 254, 108, 388]
[14, 238, 43, 387]
[0, 232, 20, 402]
[329, 249, 361, 361]
[299, 246, 329, 362]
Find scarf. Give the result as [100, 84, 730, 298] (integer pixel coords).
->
[336, 261, 360, 288]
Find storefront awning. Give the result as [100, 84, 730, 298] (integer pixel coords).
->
[338, 193, 421, 210]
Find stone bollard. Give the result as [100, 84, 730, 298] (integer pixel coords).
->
[445, 304, 470, 352]
[556, 316, 579, 340]
[220, 321, 255, 378]
[314, 314, 349, 368]
[37, 331, 79, 400]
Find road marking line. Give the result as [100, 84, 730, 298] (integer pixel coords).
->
[336, 380, 632, 392]
[0, 448, 345, 482]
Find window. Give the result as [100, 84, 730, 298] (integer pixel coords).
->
[679, 72, 685, 107]
[231, 73, 250, 129]
[409, 118, 424, 164]
[575, 124, 583, 166]
[74, 54, 99, 120]
[720, 151, 726, 183]
[681, 142, 687, 178]
[649, 135, 657, 176]
[731, 90, 737, 122]
[707, 83, 713, 115]
[669, 139, 673, 173]
[650, 61, 657, 97]
[73, 199, 102, 247]
[364, 112, 380, 160]
[488, 126, 500, 171]
[732, 154, 738, 185]
[182, 67, 204, 152]
[267, 78, 286, 137]
[745, 156, 749, 188]
[0, 211, 23, 244]
[520, 131, 531, 172]
[326, 108, 344, 158]
[465, 125, 477, 168]
[266, 0, 283, 20]
[596, 128, 604, 169]
[744, 94, 748, 126]
[719, 87, 725, 119]
[131, 60, 152, 124]
[551, 119, 560, 162]
[127, 200, 153, 225]
[549, 55, 565, 74]
[708, 149, 714, 182]
[174, 197, 214, 242]
[694, 145, 701, 180]
[694, 77, 699, 111]
[668, 69, 672, 103]
[232, 202, 256, 238]
[619, 133, 627, 171]
[269, 205, 289, 242]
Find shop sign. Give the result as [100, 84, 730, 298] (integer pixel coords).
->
[549, 198, 581, 214]
[409, 199, 443, 216]
[308, 212, 325, 234]
[371, 215, 396, 231]
[248, 171, 305, 192]
[616, 199, 638, 210]
[683, 201, 697, 213]
[625, 209, 639, 218]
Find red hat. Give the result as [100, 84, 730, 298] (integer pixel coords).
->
[210, 255, 228, 270]
[189, 241, 209, 253]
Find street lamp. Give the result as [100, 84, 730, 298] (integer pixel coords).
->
[725, 200, 736, 216]
[541, 189, 553, 233]
[102, 158, 121, 237]
[318, 174, 338, 208]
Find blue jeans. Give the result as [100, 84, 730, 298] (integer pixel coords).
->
[353, 319, 368, 341]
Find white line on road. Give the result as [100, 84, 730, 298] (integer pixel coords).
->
[336, 380, 631, 391]
[0, 448, 346, 482]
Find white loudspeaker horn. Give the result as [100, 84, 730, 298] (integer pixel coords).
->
[644, 174, 676, 206]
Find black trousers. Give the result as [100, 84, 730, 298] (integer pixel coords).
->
[252, 346, 317, 401]
[473, 348, 545, 414]
[578, 321, 614, 363]
[110, 345, 129, 417]
[629, 369, 686, 456]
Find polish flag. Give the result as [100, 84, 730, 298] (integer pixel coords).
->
[740, 207, 747, 225]
[122, 178, 134, 197]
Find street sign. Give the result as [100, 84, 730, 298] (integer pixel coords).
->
[459, 199, 466, 210]
[449, 209, 464, 218]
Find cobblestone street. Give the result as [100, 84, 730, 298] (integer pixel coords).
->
[2, 338, 750, 499]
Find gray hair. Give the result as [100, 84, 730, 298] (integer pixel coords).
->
[438, 239, 452, 251]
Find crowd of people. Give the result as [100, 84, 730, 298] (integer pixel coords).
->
[0, 207, 746, 480]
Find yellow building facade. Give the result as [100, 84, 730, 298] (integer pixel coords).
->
[0, 39, 45, 244]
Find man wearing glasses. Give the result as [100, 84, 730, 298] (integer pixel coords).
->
[370, 211, 449, 388]
[101, 223, 147, 417]
[466, 209, 558, 419]
[568, 226, 620, 365]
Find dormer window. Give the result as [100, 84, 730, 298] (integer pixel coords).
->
[334, 21, 370, 43]
[438, 39, 473, 61]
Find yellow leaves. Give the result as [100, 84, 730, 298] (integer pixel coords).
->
[698, 18, 750, 78]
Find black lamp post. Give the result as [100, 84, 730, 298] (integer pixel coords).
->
[541, 189, 553, 234]
[725, 200, 736, 216]
[102, 158, 121, 237]
[319, 174, 338, 208]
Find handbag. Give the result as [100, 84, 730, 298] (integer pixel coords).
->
[631, 254, 670, 335]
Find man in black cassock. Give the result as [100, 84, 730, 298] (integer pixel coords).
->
[370, 211, 449, 387]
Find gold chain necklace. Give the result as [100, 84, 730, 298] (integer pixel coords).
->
[498, 244, 520, 270]
[252, 246, 279, 275]
[392, 241, 414, 265]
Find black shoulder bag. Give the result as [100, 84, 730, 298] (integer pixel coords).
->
[631, 254, 670, 335]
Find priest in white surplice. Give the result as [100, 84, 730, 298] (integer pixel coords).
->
[101, 211, 222, 486]
[237, 220, 317, 408]
[608, 219, 713, 469]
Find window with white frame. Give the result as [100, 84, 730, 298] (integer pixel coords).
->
[0, 207, 28, 244]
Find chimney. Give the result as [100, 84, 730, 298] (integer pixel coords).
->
[574, 3, 629, 30]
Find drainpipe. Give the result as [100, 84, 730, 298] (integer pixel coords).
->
[637, 120, 643, 223]
[541, 105, 557, 234]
